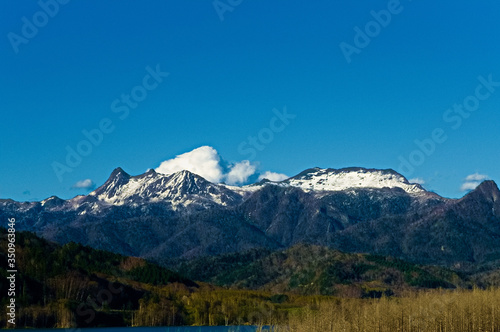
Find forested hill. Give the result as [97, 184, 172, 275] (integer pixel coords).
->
[177, 244, 468, 297]
[0, 227, 199, 328]
[0, 228, 486, 329]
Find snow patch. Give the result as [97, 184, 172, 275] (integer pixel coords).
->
[282, 168, 424, 194]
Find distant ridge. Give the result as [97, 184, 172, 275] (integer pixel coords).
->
[1, 166, 499, 274]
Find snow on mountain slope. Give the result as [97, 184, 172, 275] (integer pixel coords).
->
[221, 182, 267, 196]
[87, 167, 243, 209]
[6, 167, 426, 218]
[280, 167, 425, 193]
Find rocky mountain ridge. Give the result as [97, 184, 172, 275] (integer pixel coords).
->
[1, 167, 499, 273]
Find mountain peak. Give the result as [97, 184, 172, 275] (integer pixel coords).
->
[40, 196, 65, 207]
[169, 169, 199, 182]
[87, 168, 243, 209]
[110, 167, 130, 178]
[90, 167, 132, 201]
[282, 167, 425, 193]
[467, 180, 500, 203]
[178, 169, 195, 176]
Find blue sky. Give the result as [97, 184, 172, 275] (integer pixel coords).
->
[1, 0, 500, 201]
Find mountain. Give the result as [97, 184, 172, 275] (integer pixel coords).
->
[178, 244, 466, 296]
[0, 168, 279, 260]
[328, 180, 500, 272]
[27, 167, 246, 218]
[89, 167, 245, 210]
[0, 227, 198, 328]
[281, 167, 425, 193]
[237, 177, 442, 248]
[2, 166, 500, 273]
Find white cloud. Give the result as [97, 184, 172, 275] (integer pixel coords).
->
[72, 179, 95, 190]
[258, 171, 289, 182]
[465, 173, 488, 182]
[155, 146, 267, 185]
[156, 146, 224, 183]
[409, 178, 425, 185]
[226, 161, 256, 185]
[460, 173, 489, 192]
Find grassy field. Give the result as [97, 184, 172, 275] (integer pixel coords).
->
[272, 287, 500, 332]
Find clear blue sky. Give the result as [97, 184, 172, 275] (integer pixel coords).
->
[1, 0, 500, 201]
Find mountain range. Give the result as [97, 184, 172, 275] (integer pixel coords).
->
[2, 166, 500, 273]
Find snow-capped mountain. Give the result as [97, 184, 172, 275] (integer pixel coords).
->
[2, 166, 429, 218]
[281, 167, 425, 193]
[3, 165, 500, 273]
[76, 166, 426, 212]
[87, 167, 244, 209]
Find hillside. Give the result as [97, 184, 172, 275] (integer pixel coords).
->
[0, 227, 200, 328]
[2, 228, 499, 329]
[0, 229, 299, 328]
[178, 244, 468, 297]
